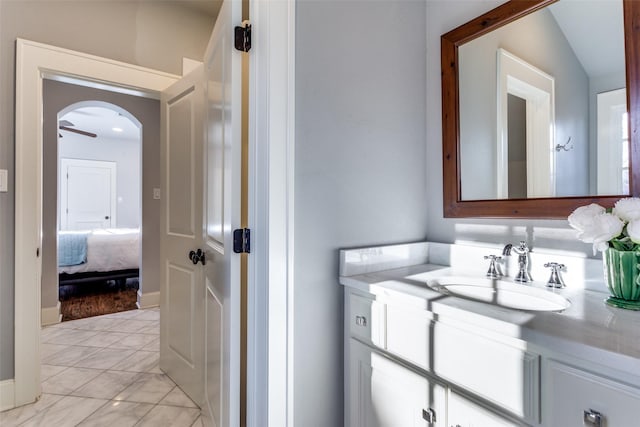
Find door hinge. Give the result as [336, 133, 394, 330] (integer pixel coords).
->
[233, 228, 251, 253]
[234, 22, 251, 52]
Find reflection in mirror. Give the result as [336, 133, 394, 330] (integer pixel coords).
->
[458, 0, 625, 201]
[597, 88, 629, 195]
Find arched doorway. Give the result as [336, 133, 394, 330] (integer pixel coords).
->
[54, 102, 142, 321]
[41, 79, 161, 324]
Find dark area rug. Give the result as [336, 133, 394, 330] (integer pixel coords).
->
[60, 278, 139, 321]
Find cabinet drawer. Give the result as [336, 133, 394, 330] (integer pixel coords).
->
[348, 293, 385, 347]
[545, 360, 640, 427]
[433, 322, 540, 423]
[386, 304, 433, 370]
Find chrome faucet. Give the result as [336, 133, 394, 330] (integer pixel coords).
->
[502, 241, 532, 283]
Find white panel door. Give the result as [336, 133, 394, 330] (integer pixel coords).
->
[202, 1, 243, 426]
[59, 158, 116, 230]
[160, 65, 206, 407]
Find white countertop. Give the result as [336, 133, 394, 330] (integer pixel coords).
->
[340, 261, 640, 375]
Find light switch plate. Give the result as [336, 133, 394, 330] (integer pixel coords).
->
[153, 188, 161, 200]
[0, 169, 7, 192]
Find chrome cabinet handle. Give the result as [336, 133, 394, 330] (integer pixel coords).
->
[583, 409, 602, 426]
[422, 408, 436, 423]
[355, 315, 367, 327]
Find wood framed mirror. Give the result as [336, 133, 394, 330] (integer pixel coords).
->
[441, 0, 640, 218]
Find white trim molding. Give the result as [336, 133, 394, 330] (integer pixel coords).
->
[496, 48, 555, 199]
[0, 379, 16, 412]
[137, 290, 160, 309]
[247, 1, 296, 426]
[14, 38, 178, 407]
[41, 301, 61, 326]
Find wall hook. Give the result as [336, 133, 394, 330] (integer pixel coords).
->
[555, 136, 573, 152]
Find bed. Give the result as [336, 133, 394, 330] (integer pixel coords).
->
[58, 228, 140, 286]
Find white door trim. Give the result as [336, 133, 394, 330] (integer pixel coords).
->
[14, 38, 178, 407]
[247, 1, 296, 426]
[496, 48, 555, 198]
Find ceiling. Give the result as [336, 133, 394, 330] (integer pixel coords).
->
[59, 106, 140, 142]
[57, 1, 223, 143]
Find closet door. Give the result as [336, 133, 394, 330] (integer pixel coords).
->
[60, 158, 116, 230]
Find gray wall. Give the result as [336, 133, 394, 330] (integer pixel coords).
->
[42, 80, 159, 311]
[0, 0, 213, 380]
[295, 1, 427, 425]
[426, 1, 593, 255]
[59, 132, 141, 229]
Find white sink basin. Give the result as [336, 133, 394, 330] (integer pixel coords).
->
[426, 276, 571, 312]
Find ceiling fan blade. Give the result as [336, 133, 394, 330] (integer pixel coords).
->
[59, 125, 97, 138]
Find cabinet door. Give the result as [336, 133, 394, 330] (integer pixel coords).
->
[433, 321, 539, 423]
[348, 339, 446, 427]
[348, 292, 385, 348]
[448, 391, 524, 427]
[545, 360, 640, 427]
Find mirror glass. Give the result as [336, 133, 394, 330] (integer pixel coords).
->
[458, 0, 626, 200]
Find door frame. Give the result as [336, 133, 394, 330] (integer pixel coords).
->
[247, 1, 296, 426]
[59, 158, 117, 230]
[14, 38, 178, 406]
[13, 2, 296, 424]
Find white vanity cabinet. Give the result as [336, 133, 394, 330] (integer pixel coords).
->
[341, 243, 640, 427]
[345, 286, 640, 427]
[543, 360, 640, 427]
[345, 289, 528, 427]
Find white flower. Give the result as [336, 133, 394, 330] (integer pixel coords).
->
[568, 203, 606, 232]
[613, 197, 640, 222]
[628, 220, 640, 244]
[577, 213, 624, 254]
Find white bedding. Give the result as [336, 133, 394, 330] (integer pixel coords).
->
[58, 228, 140, 274]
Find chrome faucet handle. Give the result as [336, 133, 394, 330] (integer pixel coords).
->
[544, 262, 566, 288]
[484, 255, 502, 278]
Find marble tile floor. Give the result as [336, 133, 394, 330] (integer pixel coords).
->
[1, 307, 204, 427]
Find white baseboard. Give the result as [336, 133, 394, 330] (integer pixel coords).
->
[0, 379, 16, 412]
[41, 301, 61, 326]
[137, 290, 160, 309]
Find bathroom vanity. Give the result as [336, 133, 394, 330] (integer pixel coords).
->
[340, 242, 640, 427]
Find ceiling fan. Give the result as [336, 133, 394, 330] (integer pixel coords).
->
[58, 119, 97, 138]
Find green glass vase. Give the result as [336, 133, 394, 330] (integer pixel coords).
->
[603, 247, 640, 310]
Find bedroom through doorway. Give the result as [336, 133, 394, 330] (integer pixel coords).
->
[57, 104, 142, 321]
[42, 78, 161, 325]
